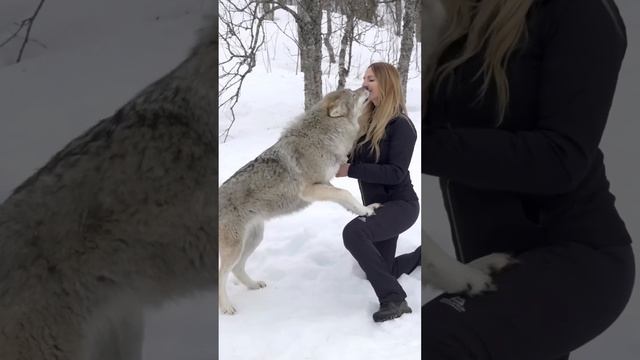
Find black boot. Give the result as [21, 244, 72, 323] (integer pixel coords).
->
[373, 300, 412, 322]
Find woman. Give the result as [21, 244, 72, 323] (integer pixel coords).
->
[422, 0, 635, 359]
[337, 62, 421, 322]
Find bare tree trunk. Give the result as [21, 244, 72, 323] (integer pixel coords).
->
[415, 0, 422, 43]
[395, 0, 403, 36]
[262, 2, 274, 21]
[352, 0, 377, 24]
[297, 0, 324, 110]
[324, 8, 336, 63]
[397, 0, 417, 99]
[337, 8, 355, 89]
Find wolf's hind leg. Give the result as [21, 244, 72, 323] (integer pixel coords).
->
[232, 221, 266, 290]
[301, 183, 380, 216]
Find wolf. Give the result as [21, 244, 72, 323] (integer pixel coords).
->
[0, 19, 216, 360]
[218, 87, 378, 315]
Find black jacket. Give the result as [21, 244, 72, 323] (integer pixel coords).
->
[423, 0, 631, 261]
[348, 116, 419, 205]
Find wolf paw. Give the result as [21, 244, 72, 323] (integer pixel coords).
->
[220, 303, 237, 315]
[462, 270, 497, 295]
[361, 203, 382, 216]
[468, 253, 517, 275]
[433, 263, 498, 296]
[248, 280, 267, 290]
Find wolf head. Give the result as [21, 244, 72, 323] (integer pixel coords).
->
[322, 87, 370, 125]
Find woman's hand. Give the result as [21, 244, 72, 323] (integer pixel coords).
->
[336, 163, 350, 177]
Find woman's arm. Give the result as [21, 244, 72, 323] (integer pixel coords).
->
[348, 118, 417, 185]
[422, 0, 627, 195]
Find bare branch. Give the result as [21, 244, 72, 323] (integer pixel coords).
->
[1, 0, 47, 63]
[219, 0, 278, 142]
[0, 19, 29, 48]
[17, 0, 46, 62]
[323, 8, 336, 64]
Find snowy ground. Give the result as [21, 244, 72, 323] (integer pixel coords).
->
[218, 4, 422, 360]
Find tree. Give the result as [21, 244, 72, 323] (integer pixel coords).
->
[352, 0, 378, 24]
[219, 1, 274, 141]
[219, 1, 324, 114]
[415, 0, 423, 43]
[219, 0, 422, 138]
[397, 0, 418, 99]
[336, 2, 355, 89]
[262, 2, 275, 21]
[394, 0, 403, 36]
[294, 0, 324, 109]
[323, 6, 337, 64]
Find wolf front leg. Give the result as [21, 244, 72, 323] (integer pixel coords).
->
[301, 183, 380, 216]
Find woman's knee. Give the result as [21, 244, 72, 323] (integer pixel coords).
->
[342, 220, 367, 251]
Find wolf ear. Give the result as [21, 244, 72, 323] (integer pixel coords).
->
[328, 97, 348, 118]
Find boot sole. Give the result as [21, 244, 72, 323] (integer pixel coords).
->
[373, 307, 412, 322]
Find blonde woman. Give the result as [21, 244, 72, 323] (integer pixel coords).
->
[337, 62, 421, 322]
[422, 0, 634, 359]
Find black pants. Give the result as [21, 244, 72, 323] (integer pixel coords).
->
[342, 200, 420, 303]
[422, 241, 635, 360]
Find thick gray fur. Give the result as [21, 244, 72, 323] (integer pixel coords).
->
[0, 20, 216, 360]
[218, 87, 379, 315]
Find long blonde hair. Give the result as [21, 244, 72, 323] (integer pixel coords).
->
[355, 62, 407, 162]
[430, 0, 535, 124]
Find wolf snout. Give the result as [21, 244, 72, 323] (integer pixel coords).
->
[355, 87, 370, 103]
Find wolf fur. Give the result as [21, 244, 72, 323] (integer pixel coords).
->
[0, 20, 216, 360]
[218, 87, 378, 315]
[422, 229, 515, 296]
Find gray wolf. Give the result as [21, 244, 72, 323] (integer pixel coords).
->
[0, 21, 216, 360]
[218, 87, 377, 315]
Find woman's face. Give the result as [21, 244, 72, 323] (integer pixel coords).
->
[362, 67, 380, 106]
